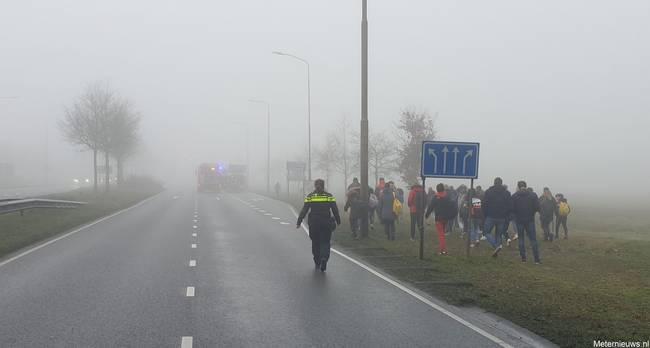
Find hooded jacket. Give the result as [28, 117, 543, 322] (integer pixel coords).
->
[407, 185, 425, 214]
[538, 195, 557, 220]
[425, 191, 452, 222]
[482, 184, 512, 219]
[378, 187, 396, 221]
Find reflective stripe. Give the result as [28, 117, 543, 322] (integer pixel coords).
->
[305, 195, 336, 203]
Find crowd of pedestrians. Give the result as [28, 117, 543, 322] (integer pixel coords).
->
[342, 176, 572, 264]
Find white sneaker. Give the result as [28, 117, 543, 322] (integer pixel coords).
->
[507, 238, 511, 247]
[480, 235, 487, 241]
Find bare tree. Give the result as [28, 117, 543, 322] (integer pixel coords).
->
[106, 99, 140, 186]
[396, 109, 436, 184]
[314, 133, 339, 187]
[352, 130, 397, 186]
[60, 82, 114, 192]
[332, 116, 357, 192]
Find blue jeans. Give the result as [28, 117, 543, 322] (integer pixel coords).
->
[483, 217, 505, 248]
[516, 220, 540, 263]
[469, 220, 481, 243]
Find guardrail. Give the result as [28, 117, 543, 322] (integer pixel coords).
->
[0, 199, 86, 216]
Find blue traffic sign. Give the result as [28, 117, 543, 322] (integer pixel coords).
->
[421, 141, 480, 179]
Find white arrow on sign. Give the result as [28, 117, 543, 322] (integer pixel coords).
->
[452, 147, 460, 174]
[428, 148, 438, 173]
[442, 146, 449, 173]
[462, 149, 474, 174]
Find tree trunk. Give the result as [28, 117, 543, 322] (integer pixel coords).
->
[93, 149, 98, 193]
[104, 151, 110, 193]
[116, 157, 124, 186]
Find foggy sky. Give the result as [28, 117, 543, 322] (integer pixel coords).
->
[1, 0, 649, 197]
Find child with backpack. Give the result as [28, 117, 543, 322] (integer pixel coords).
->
[556, 196, 571, 239]
[425, 183, 458, 255]
[368, 188, 378, 230]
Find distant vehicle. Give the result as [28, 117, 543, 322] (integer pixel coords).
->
[225, 164, 248, 192]
[196, 163, 226, 193]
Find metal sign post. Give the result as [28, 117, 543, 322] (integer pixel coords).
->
[421, 141, 480, 258]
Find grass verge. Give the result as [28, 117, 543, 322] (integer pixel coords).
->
[330, 211, 650, 348]
[0, 178, 163, 259]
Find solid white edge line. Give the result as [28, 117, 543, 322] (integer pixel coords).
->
[189, 260, 196, 267]
[181, 336, 193, 348]
[286, 203, 513, 348]
[186, 286, 195, 297]
[0, 194, 160, 269]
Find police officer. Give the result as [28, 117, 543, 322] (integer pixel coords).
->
[297, 179, 341, 272]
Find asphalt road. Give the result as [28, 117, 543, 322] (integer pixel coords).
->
[0, 191, 538, 347]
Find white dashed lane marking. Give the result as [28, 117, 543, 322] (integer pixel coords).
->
[191, 244, 197, 249]
[181, 336, 193, 348]
[280, 222, 291, 225]
[192, 225, 198, 229]
[192, 233, 197, 237]
[189, 260, 196, 267]
[186, 287, 195, 297]
[272, 217, 280, 220]
[264, 213, 272, 216]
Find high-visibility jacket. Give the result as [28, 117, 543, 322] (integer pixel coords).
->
[297, 191, 341, 227]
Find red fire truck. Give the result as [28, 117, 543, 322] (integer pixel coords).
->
[196, 163, 225, 192]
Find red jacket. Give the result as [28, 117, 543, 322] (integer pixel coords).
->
[407, 185, 424, 213]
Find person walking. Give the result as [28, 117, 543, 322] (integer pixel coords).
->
[461, 189, 482, 247]
[539, 187, 557, 241]
[274, 182, 281, 199]
[368, 188, 378, 230]
[425, 183, 457, 255]
[348, 177, 361, 191]
[556, 195, 571, 239]
[296, 179, 341, 272]
[446, 186, 459, 235]
[482, 177, 512, 257]
[344, 186, 362, 239]
[512, 181, 541, 264]
[407, 183, 425, 241]
[378, 182, 397, 240]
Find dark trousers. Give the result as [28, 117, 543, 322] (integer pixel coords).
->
[555, 216, 568, 238]
[349, 214, 361, 234]
[309, 224, 333, 263]
[383, 219, 396, 240]
[516, 220, 540, 263]
[409, 212, 423, 239]
[541, 216, 553, 241]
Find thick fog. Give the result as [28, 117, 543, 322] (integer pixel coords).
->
[1, 0, 649, 199]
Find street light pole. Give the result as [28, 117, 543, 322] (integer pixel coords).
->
[272, 51, 312, 182]
[249, 99, 271, 193]
[360, 0, 370, 238]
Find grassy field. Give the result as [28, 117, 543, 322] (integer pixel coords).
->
[326, 202, 650, 348]
[0, 178, 163, 259]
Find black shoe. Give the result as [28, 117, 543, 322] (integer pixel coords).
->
[320, 259, 327, 272]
